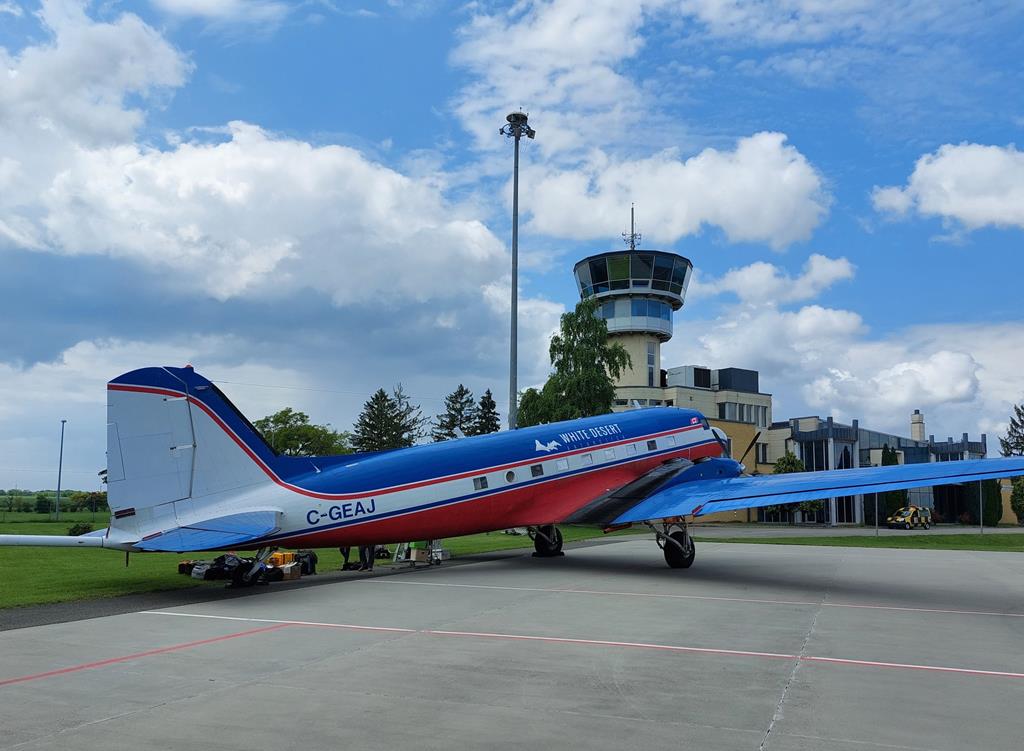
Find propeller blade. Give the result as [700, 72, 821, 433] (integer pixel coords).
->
[737, 431, 762, 465]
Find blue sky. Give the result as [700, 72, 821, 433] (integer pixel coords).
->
[1, 0, 1023, 489]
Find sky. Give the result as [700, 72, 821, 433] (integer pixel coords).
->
[1, 0, 1023, 490]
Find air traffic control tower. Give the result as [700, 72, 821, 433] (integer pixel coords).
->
[572, 217, 692, 390]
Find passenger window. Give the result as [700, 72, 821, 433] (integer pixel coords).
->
[505, 470, 516, 483]
[531, 464, 544, 477]
[666, 435, 675, 446]
[556, 458, 569, 471]
[625, 444, 637, 456]
[473, 477, 488, 490]
[581, 454, 593, 466]
[647, 440, 657, 451]
[604, 448, 615, 460]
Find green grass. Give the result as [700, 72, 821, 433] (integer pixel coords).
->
[0, 511, 110, 526]
[0, 521, 643, 610]
[694, 533, 1024, 552]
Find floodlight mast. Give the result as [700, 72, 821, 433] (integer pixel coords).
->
[500, 111, 535, 430]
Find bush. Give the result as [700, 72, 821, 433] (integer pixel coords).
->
[67, 522, 94, 536]
[1011, 477, 1024, 526]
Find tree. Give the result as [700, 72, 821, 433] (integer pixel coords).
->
[254, 408, 352, 456]
[352, 385, 427, 452]
[761, 452, 807, 521]
[468, 389, 501, 436]
[999, 403, 1024, 457]
[999, 403, 1024, 525]
[432, 385, 477, 442]
[517, 299, 631, 427]
[34, 493, 51, 515]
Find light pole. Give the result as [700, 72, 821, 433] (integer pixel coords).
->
[55, 419, 66, 521]
[500, 111, 535, 430]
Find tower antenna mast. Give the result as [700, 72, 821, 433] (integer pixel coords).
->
[622, 204, 641, 250]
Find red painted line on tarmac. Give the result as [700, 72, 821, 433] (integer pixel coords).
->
[365, 580, 1024, 619]
[0, 624, 289, 688]
[140, 611, 1024, 680]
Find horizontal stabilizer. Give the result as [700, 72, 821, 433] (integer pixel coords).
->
[136, 510, 281, 552]
[0, 534, 105, 548]
[615, 457, 1024, 523]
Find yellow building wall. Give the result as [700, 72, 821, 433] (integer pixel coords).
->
[697, 418, 773, 523]
[1001, 479, 1019, 525]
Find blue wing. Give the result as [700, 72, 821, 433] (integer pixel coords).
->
[614, 457, 1024, 523]
[136, 510, 281, 552]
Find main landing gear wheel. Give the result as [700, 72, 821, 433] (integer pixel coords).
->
[663, 531, 695, 569]
[532, 525, 564, 557]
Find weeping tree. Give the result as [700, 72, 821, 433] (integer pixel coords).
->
[517, 299, 631, 427]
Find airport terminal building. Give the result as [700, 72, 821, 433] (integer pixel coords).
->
[573, 246, 1014, 525]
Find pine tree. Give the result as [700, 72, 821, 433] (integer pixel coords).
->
[432, 385, 477, 442]
[353, 385, 427, 452]
[351, 389, 398, 453]
[999, 403, 1024, 456]
[468, 389, 501, 436]
[999, 403, 1024, 524]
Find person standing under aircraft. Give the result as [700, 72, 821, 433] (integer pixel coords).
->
[339, 546, 353, 570]
[358, 544, 375, 571]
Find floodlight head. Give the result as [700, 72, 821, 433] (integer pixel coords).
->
[506, 111, 529, 127]
[526, 127, 536, 139]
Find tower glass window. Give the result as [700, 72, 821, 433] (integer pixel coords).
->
[647, 341, 656, 387]
[631, 254, 654, 284]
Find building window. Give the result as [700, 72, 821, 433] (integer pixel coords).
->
[505, 470, 516, 483]
[556, 458, 569, 471]
[600, 301, 615, 319]
[613, 399, 628, 407]
[473, 477, 488, 490]
[647, 341, 656, 387]
[756, 443, 768, 464]
[604, 448, 616, 461]
[647, 440, 657, 451]
[530, 464, 544, 478]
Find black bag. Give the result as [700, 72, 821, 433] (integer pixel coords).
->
[296, 549, 318, 575]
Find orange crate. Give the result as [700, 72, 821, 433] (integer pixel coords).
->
[268, 551, 296, 567]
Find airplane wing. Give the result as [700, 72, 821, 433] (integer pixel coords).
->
[567, 457, 1024, 525]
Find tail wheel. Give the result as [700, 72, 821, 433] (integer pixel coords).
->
[533, 525, 563, 557]
[664, 531, 695, 569]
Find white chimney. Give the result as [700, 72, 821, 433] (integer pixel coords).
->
[910, 409, 925, 442]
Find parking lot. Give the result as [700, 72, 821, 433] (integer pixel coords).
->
[2, 536, 1023, 750]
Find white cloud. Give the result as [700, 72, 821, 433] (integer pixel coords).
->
[691, 254, 854, 305]
[0, 4, 508, 305]
[0, 0, 189, 147]
[525, 132, 829, 248]
[33, 122, 508, 303]
[451, 0, 655, 156]
[676, 1, 1000, 46]
[150, 0, 290, 24]
[0, 2, 22, 16]
[872, 142, 1024, 231]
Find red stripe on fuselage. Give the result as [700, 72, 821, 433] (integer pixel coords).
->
[108, 383, 707, 502]
[274, 440, 723, 547]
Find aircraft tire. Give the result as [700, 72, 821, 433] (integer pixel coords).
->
[664, 531, 695, 569]
[533, 525, 564, 557]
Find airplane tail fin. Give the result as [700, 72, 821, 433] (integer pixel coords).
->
[106, 366, 276, 535]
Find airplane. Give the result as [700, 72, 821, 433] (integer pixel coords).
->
[2, 365, 1023, 580]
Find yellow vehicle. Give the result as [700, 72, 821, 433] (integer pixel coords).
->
[887, 505, 931, 530]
